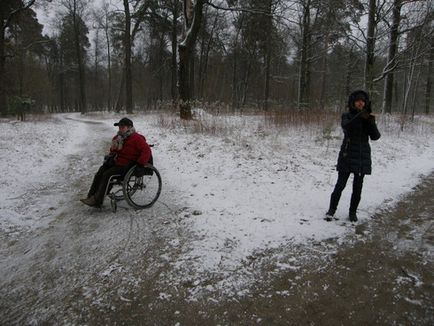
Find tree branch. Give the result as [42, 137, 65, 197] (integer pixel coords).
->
[2, 0, 36, 32]
[205, 0, 299, 25]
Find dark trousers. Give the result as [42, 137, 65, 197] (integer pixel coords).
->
[328, 171, 365, 213]
[87, 164, 127, 205]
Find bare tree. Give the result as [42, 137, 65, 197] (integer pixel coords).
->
[382, 0, 402, 113]
[262, 0, 273, 111]
[170, 0, 180, 103]
[94, 2, 114, 110]
[72, 0, 88, 113]
[122, 0, 133, 113]
[364, 0, 376, 93]
[59, 0, 89, 113]
[297, 0, 312, 109]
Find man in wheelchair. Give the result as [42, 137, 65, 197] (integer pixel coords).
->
[80, 117, 152, 208]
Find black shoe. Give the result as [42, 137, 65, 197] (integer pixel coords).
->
[349, 212, 358, 222]
[324, 210, 335, 222]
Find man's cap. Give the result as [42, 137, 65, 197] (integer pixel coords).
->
[114, 117, 133, 127]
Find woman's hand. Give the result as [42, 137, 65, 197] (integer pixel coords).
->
[360, 109, 370, 119]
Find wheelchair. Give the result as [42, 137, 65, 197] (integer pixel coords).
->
[104, 163, 162, 212]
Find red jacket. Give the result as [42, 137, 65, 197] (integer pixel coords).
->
[111, 132, 152, 167]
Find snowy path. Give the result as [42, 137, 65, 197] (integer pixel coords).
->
[0, 115, 189, 324]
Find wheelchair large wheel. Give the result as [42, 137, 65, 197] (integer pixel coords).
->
[122, 164, 162, 209]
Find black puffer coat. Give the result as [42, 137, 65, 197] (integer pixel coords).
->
[336, 91, 381, 175]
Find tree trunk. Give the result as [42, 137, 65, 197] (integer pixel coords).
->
[263, 50, 271, 111]
[319, 33, 329, 110]
[197, 6, 208, 99]
[425, 36, 433, 114]
[158, 32, 164, 102]
[18, 49, 24, 97]
[231, 15, 243, 110]
[382, 0, 401, 114]
[297, 0, 311, 110]
[364, 0, 376, 93]
[262, 0, 272, 111]
[189, 48, 195, 100]
[170, 0, 179, 103]
[123, 0, 133, 114]
[199, 11, 217, 99]
[403, 27, 424, 115]
[59, 70, 65, 112]
[410, 68, 421, 121]
[93, 30, 99, 110]
[104, 15, 112, 111]
[178, 45, 191, 119]
[178, 0, 204, 120]
[343, 46, 355, 109]
[241, 60, 251, 107]
[0, 18, 6, 115]
[232, 46, 238, 110]
[115, 70, 125, 113]
[72, 0, 87, 114]
[403, 54, 417, 115]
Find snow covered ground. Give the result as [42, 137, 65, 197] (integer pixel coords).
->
[0, 111, 433, 299]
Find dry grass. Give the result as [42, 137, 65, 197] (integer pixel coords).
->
[379, 113, 434, 137]
[153, 105, 342, 145]
[153, 102, 434, 148]
[262, 109, 339, 130]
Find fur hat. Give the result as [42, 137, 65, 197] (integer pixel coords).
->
[348, 90, 371, 113]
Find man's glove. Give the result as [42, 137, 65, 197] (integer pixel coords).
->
[103, 154, 116, 167]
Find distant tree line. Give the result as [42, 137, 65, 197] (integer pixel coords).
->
[0, 0, 432, 119]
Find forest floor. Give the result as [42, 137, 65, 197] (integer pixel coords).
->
[0, 113, 433, 325]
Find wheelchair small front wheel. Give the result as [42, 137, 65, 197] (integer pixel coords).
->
[110, 197, 117, 212]
[122, 164, 162, 209]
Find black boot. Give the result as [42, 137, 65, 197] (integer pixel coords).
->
[349, 211, 358, 222]
[324, 209, 335, 222]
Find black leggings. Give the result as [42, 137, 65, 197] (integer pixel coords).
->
[329, 171, 365, 213]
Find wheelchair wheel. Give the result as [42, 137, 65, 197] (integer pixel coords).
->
[122, 164, 162, 209]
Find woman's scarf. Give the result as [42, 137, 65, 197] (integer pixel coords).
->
[112, 127, 136, 150]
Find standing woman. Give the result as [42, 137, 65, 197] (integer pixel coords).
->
[326, 90, 381, 222]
